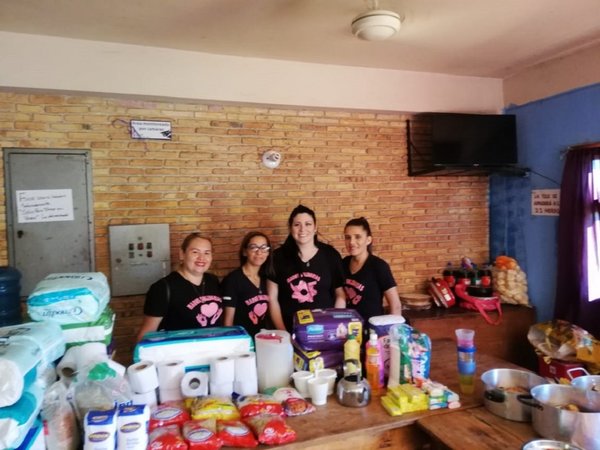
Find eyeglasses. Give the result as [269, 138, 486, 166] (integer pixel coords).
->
[248, 244, 270, 253]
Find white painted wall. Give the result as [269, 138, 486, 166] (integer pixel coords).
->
[0, 31, 503, 113]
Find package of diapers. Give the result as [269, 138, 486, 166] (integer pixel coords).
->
[60, 306, 115, 348]
[0, 320, 66, 370]
[0, 384, 43, 449]
[27, 273, 110, 324]
[293, 308, 363, 351]
[368, 314, 406, 382]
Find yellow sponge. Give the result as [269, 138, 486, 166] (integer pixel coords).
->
[386, 384, 429, 413]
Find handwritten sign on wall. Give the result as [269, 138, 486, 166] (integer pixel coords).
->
[16, 189, 74, 223]
[531, 189, 560, 216]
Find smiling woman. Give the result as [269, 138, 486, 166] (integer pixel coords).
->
[135, 232, 223, 342]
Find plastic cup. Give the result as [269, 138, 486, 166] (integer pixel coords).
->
[315, 368, 337, 395]
[459, 373, 475, 394]
[307, 377, 329, 406]
[291, 371, 314, 397]
[455, 328, 475, 348]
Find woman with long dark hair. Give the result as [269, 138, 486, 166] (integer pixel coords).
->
[267, 204, 346, 332]
[222, 231, 274, 336]
[342, 217, 402, 325]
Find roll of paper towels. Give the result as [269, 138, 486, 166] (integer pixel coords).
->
[157, 360, 185, 391]
[210, 356, 235, 384]
[127, 361, 159, 394]
[233, 353, 257, 379]
[180, 371, 209, 398]
[57, 346, 80, 380]
[75, 342, 108, 370]
[234, 379, 258, 396]
[159, 387, 183, 403]
[210, 381, 233, 397]
[130, 390, 158, 409]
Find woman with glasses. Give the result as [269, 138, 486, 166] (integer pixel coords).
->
[342, 217, 402, 326]
[136, 232, 223, 341]
[267, 204, 346, 332]
[222, 231, 274, 336]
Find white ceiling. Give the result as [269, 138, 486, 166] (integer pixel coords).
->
[1, 0, 600, 79]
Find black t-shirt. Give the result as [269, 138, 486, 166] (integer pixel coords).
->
[342, 254, 397, 325]
[268, 243, 344, 332]
[143, 271, 223, 331]
[221, 267, 270, 336]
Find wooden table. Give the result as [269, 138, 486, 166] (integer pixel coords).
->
[259, 338, 541, 450]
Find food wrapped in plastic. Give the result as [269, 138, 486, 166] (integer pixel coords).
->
[244, 413, 297, 445]
[492, 255, 530, 306]
[189, 396, 240, 421]
[528, 320, 600, 365]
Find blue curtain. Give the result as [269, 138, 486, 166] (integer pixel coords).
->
[554, 144, 600, 338]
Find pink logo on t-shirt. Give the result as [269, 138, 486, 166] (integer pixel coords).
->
[291, 280, 317, 303]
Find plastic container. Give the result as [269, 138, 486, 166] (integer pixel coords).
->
[365, 333, 383, 391]
[255, 329, 294, 392]
[0, 266, 22, 326]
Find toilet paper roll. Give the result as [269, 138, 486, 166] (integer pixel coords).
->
[127, 361, 159, 394]
[159, 387, 183, 403]
[210, 381, 233, 397]
[210, 356, 235, 384]
[180, 371, 209, 398]
[233, 353, 257, 382]
[157, 360, 185, 391]
[234, 378, 258, 396]
[57, 346, 80, 380]
[131, 389, 158, 409]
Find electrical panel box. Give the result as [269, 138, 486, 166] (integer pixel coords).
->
[109, 224, 171, 296]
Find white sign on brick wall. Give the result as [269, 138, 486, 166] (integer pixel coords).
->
[531, 189, 560, 216]
[130, 120, 172, 140]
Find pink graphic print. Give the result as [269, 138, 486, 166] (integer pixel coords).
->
[248, 302, 268, 325]
[291, 280, 318, 303]
[196, 301, 223, 326]
[344, 286, 362, 305]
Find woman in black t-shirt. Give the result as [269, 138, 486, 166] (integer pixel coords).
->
[136, 232, 223, 341]
[267, 204, 346, 332]
[222, 231, 274, 336]
[342, 217, 402, 326]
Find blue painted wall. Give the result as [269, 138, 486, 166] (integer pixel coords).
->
[490, 83, 600, 322]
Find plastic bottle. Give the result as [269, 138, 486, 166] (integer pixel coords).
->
[365, 332, 384, 391]
[343, 334, 361, 375]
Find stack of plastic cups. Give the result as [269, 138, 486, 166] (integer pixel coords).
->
[455, 328, 476, 394]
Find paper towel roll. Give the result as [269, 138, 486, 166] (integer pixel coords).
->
[209, 381, 233, 397]
[234, 379, 258, 396]
[159, 387, 183, 403]
[233, 353, 257, 380]
[157, 360, 185, 391]
[75, 342, 108, 370]
[131, 389, 158, 409]
[180, 371, 209, 398]
[210, 356, 235, 384]
[127, 361, 159, 394]
[57, 346, 79, 380]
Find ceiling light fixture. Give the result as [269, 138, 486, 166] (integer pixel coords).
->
[351, 5, 401, 41]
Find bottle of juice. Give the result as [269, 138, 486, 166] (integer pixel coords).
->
[343, 334, 361, 375]
[366, 332, 383, 391]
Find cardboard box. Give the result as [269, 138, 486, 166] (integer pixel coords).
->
[537, 355, 584, 382]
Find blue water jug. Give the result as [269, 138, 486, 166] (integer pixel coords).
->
[0, 266, 22, 326]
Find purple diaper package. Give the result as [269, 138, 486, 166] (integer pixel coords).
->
[293, 308, 363, 351]
[292, 339, 344, 373]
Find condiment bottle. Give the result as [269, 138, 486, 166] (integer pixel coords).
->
[365, 332, 384, 391]
[343, 334, 361, 375]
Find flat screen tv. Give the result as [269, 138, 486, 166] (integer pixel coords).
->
[424, 112, 518, 169]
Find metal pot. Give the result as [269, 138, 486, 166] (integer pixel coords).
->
[568, 367, 600, 411]
[518, 384, 600, 450]
[481, 368, 547, 422]
[336, 359, 371, 407]
[522, 439, 583, 450]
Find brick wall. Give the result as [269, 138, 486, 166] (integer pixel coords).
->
[0, 92, 489, 365]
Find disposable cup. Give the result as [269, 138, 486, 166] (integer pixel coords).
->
[455, 328, 475, 348]
[291, 371, 314, 397]
[315, 368, 337, 395]
[307, 377, 329, 406]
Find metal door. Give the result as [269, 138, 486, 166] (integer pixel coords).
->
[4, 149, 94, 296]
